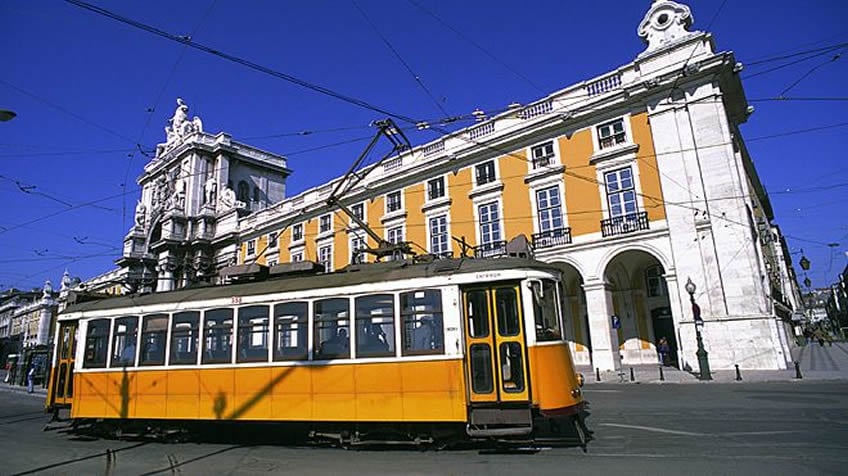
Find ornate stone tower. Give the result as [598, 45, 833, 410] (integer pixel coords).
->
[118, 99, 291, 292]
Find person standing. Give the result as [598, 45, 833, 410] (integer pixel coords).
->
[658, 337, 670, 366]
[26, 365, 35, 393]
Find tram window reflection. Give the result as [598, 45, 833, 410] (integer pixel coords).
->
[465, 290, 489, 338]
[355, 294, 395, 358]
[532, 280, 563, 341]
[238, 305, 270, 363]
[170, 311, 200, 365]
[495, 288, 520, 337]
[274, 302, 308, 361]
[203, 308, 234, 364]
[400, 290, 444, 356]
[110, 316, 138, 368]
[314, 298, 350, 359]
[83, 319, 110, 368]
[140, 314, 168, 366]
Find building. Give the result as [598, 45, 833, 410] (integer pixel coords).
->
[0, 282, 57, 386]
[87, 1, 801, 372]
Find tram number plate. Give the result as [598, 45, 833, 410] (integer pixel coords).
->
[231, 296, 242, 305]
[475, 272, 501, 280]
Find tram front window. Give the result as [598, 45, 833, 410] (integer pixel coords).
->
[83, 319, 110, 368]
[531, 279, 563, 342]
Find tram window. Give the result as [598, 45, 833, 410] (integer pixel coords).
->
[203, 308, 234, 364]
[110, 316, 139, 368]
[60, 326, 73, 360]
[469, 344, 494, 394]
[83, 319, 110, 368]
[274, 302, 308, 361]
[140, 314, 168, 366]
[170, 311, 200, 365]
[532, 280, 563, 342]
[465, 289, 489, 338]
[238, 305, 270, 363]
[495, 288, 520, 337]
[499, 342, 525, 393]
[355, 294, 395, 358]
[400, 290, 444, 356]
[314, 298, 350, 360]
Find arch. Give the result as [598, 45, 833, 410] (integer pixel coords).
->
[594, 241, 671, 281]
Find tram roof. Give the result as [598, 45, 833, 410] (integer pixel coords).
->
[62, 257, 559, 314]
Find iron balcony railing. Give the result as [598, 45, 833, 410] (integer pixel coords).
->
[474, 240, 507, 258]
[532, 227, 572, 249]
[601, 211, 650, 237]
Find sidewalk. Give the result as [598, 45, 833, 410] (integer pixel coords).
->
[580, 341, 848, 384]
[0, 370, 48, 397]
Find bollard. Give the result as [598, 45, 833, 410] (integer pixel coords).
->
[630, 367, 635, 382]
[794, 361, 803, 379]
[735, 364, 743, 381]
[658, 364, 665, 381]
[596, 368, 601, 382]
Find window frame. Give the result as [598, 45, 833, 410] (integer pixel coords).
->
[530, 141, 555, 169]
[83, 318, 111, 369]
[400, 289, 445, 356]
[246, 240, 256, 256]
[318, 244, 333, 272]
[319, 214, 332, 234]
[313, 298, 351, 360]
[604, 167, 638, 218]
[202, 308, 234, 365]
[597, 118, 627, 150]
[428, 214, 449, 256]
[139, 313, 169, 366]
[478, 201, 502, 246]
[426, 176, 446, 201]
[292, 223, 304, 242]
[386, 190, 402, 213]
[273, 301, 309, 361]
[355, 294, 396, 358]
[237, 305, 270, 363]
[109, 316, 139, 368]
[475, 161, 497, 186]
[170, 311, 200, 365]
[536, 185, 564, 233]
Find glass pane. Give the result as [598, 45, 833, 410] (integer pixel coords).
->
[237, 305, 269, 363]
[110, 316, 138, 368]
[274, 302, 308, 361]
[470, 344, 494, 394]
[140, 314, 168, 366]
[466, 290, 489, 338]
[203, 309, 233, 364]
[57, 363, 67, 398]
[500, 342, 525, 393]
[314, 298, 350, 359]
[66, 365, 74, 397]
[495, 288, 520, 337]
[533, 280, 562, 341]
[83, 319, 110, 368]
[171, 311, 200, 365]
[400, 290, 444, 355]
[355, 294, 395, 358]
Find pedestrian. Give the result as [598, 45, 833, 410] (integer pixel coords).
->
[658, 337, 670, 366]
[26, 365, 35, 393]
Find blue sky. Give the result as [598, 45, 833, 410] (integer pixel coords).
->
[1, 0, 846, 292]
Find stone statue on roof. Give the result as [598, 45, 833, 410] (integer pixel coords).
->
[155, 98, 205, 159]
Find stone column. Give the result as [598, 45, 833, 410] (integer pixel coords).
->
[583, 280, 621, 373]
[157, 253, 175, 292]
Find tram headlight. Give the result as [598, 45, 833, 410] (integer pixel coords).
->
[576, 373, 585, 387]
[571, 388, 582, 398]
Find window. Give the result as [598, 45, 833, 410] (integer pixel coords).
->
[247, 240, 256, 256]
[598, 119, 626, 149]
[351, 203, 365, 222]
[495, 288, 520, 336]
[268, 232, 278, 248]
[429, 215, 449, 255]
[319, 214, 332, 234]
[475, 161, 496, 186]
[531, 280, 562, 341]
[531, 141, 555, 168]
[646, 266, 668, 297]
[110, 316, 138, 367]
[170, 311, 200, 365]
[318, 245, 333, 272]
[140, 314, 168, 366]
[314, 298, 350, 359]
[536, 186, 563, 232]
[203, 308, 233, 364]
[401, 290, 444, 355]
[351, 235, 367, 264]
[355, 294, 396, 358]
[274, 302, 308, 360]
[83, 319, 110, 368]
[386, 191, 402, 213]
[465, 289, 489, 338]
[605, 167, 637, 218]
[253, 186, 261, 203]
[291, 251, 304, 263]
[427, 177, 445, 200]
[292, 224, 304, 242]
[237, 180, 250, 203]
[237, 305, 270, 363]
[387, 226, 403, 244]
[478, 202, 501, 246]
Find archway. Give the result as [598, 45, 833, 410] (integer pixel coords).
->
[602, 249, 677, 367]
[550, 261, 591, 367]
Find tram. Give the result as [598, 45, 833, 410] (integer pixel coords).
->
[45, 256, 586, 446]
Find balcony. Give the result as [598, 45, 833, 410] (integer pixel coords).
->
[601, 211, 649, 237]
[474, 240, 507, 258]
[532, 227, 572, 249]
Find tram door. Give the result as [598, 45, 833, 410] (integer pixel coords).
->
[463, 284, 530, 403]
[49, 321, 78, 407]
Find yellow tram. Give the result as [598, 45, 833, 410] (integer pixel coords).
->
[46, 257, 586, 445]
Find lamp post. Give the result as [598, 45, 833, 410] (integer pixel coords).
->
[685, 277, 712, 381]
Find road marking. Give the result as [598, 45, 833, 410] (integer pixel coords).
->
[720, 431, 802, 436]
[583, 389, 621, 393]
[599, 423, 704, 436]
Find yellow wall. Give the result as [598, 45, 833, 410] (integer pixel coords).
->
[560, 131, 603, 237]
[448, 168, 475, 253]
[499, 151, 533, 240]
[405, 184, 426, 252]
[631, 113, 666, 221]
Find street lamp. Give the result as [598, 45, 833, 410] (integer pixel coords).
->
[685, 277, 712, 381]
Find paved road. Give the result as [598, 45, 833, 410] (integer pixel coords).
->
[2, 381, 847, 475]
